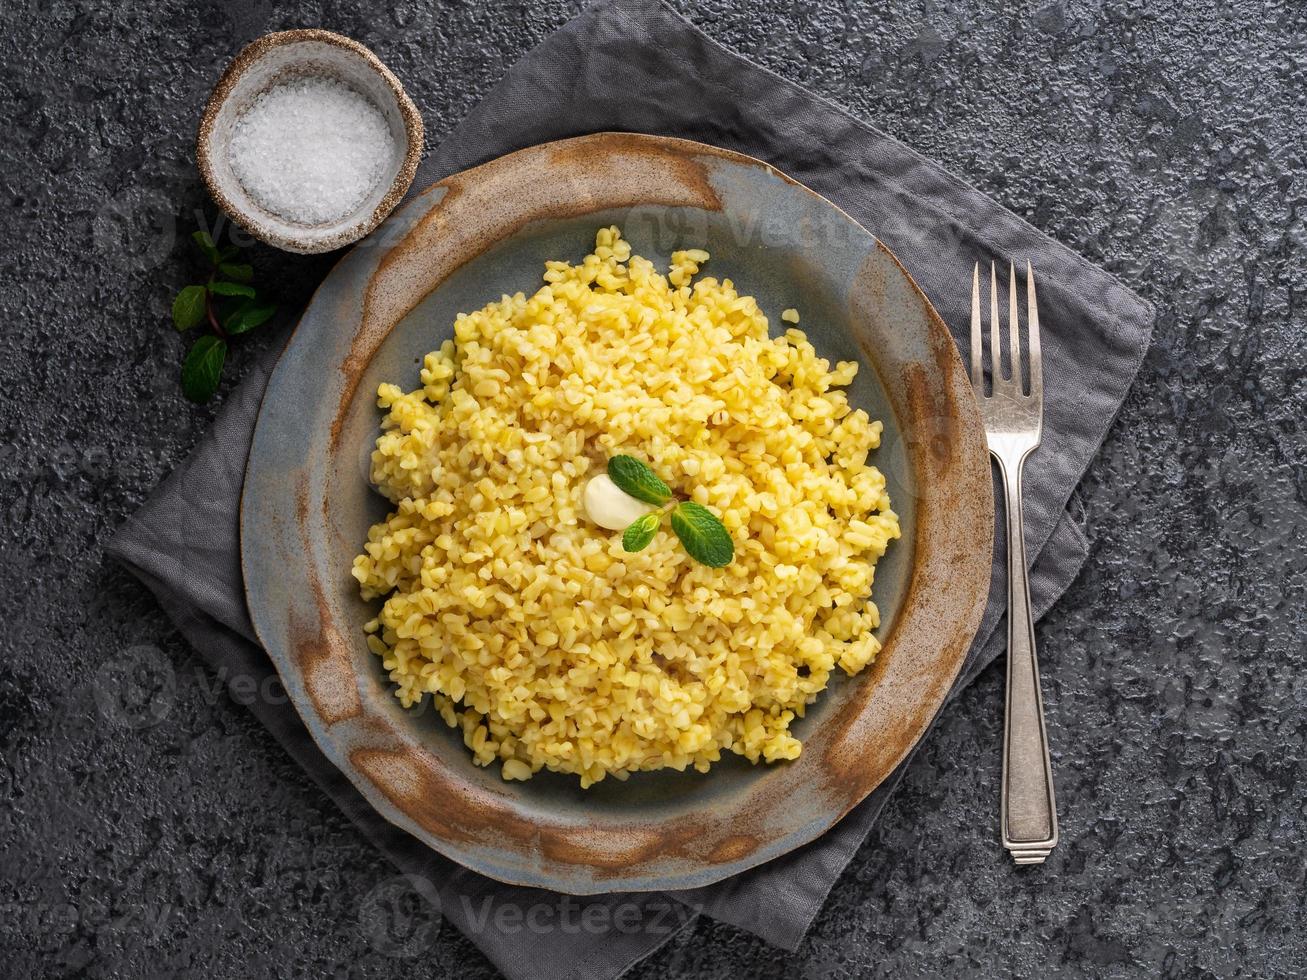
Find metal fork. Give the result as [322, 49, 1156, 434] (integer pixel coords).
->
[970, 261, 1059, 866]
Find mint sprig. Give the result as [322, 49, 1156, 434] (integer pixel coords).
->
[608, 455, 734, 567]
[169, 224, 279, 403]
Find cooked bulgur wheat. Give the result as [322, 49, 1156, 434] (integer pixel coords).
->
[352, 227, 900, 787]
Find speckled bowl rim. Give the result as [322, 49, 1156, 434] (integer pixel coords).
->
[196, 29, 424, 254]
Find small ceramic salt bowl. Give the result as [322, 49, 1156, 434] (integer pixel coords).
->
[197, 29, 423, 254]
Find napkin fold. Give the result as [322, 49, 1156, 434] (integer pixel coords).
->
[108, 1, 1154, 977]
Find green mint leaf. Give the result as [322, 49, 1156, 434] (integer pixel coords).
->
[208, 280, 256, 298]
[608, 455, 672, 505]
[191, 230, 220, 263]
[220, 299, 250, 333]
[217, 245, 241, 262]
[671, 501, 734, 568]
[622, 512, 661, 552]
[218, 262, 254, 282]
[222, 298, 277, 335]
[181, 335, 227, 403]
[171, 285, 207, 331]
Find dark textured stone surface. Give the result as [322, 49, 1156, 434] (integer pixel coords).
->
[1, 0, 1303, 976]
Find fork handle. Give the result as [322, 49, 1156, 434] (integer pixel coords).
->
[996, 451, 1059, 865]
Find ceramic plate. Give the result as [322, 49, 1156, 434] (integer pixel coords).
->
[241, 133, 993, 894]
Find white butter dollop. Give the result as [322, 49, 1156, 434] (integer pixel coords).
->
[583, 473, 657, 530]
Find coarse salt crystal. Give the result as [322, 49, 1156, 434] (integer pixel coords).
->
[228, 75, 393, 226]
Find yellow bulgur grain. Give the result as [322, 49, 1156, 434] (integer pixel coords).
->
[352, 228, 900, 787]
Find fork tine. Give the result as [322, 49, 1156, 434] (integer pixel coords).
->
[989, 262, 1003, 385]
[1027, 261, 1042, 399]
[1008, 262, 1021, 394]
[970, 263, 983, 389]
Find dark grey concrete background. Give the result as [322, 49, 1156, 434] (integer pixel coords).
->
[1, 0, 1303, 976]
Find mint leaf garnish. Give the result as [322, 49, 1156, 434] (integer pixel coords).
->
[223, 298, 276, 335]
[191, 230, 220, 263]
[608, 455, 672, 505]
[217, 262, 254, 282]
[622, 512, 661, 552]
[671, 502, 733, 568]
[171, 285, 207, 331]
[208, 280, 256, 298]
[181, 335, 227, 403]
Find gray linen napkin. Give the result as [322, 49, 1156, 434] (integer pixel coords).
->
[107, 0, 1154, 976]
